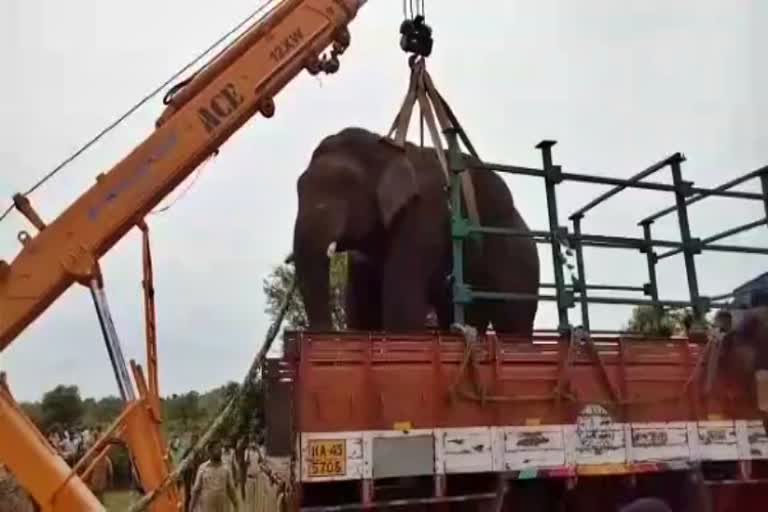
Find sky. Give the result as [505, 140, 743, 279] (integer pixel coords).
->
[0, 0, 766, 402]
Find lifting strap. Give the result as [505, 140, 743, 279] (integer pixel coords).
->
[386, 58, 481, 229]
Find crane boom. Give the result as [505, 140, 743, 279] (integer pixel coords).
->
[0, 1, 367, 510]
[0, 0, 365, 351]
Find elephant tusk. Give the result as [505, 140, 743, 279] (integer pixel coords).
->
[326, 241, 338, 258]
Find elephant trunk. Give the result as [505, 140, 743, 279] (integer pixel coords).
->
[293, 207, 346, 330]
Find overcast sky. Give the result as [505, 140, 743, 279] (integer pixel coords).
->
[1, 0, 766, 402]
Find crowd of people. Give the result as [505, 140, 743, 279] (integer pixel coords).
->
[47, 426, 114, 502]
[47, 427, 101, 465]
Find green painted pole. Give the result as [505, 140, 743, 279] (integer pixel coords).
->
[669, 157, 706, 321]
[572, 215, 590, 331]
[640, 221, 661, 313]
[536, 140, 570, 333]
[445, 128, 468, 325]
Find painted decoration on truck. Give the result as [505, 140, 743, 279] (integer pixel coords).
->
[298, 420, 768, 483]
[743, 420, 768, 459]
[696, 421, 738, 461]
[440, 428, 493, 474]
[501, 425, 566, 471]
[572, 404, 626, 464]
[631, 422, 690, 462]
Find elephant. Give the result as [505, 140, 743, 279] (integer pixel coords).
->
[292, 126, 540, 335]
[716, 306, 768, 430]
[719, 306, 768, 377]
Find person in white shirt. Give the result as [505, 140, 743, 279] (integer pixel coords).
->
[82, 428, 93, 448]
[59, 437, 76, 464]
[244, 440, 262, 506]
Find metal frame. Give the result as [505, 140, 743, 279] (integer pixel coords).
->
[445, 128, 768, 334]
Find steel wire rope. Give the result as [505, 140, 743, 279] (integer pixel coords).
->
[149, 156, 213, 215]
[0, 0, 281, 224]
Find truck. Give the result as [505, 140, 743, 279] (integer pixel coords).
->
[2, 0, 768, 510]
[254, 136, 768, 511]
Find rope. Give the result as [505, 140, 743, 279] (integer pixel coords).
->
[127, 274, 297, 512]
[385, 58, 482, 228]
[149, 155, 212, 215]
[0, 0, 279, 225]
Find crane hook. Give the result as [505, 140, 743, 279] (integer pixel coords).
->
[399, 14, 433, 59]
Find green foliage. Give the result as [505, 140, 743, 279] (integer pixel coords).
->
[262, 254, 348, 330]
[625, 306, 689, 337]
[82, 396, 122, 427]
[163, 391, 203, 431]
[22, 383, 256, 439]
[20, 401, 44, 429]
[20, 381, 265, 491]
[217, 380, 265, 444]
[41, 385, 85, 430]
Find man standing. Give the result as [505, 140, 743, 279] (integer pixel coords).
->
[82, 449, 114, 504]
[244, 439, 262, 507]
[183, 433, 206, 512]
[190, 441, 239, 512]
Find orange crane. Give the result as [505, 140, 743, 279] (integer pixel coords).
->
[0, 0, 367, 510]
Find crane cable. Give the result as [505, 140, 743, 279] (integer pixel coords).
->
[403, 0, 425, 20]
[0, 0, 281, 225]
[402, 0, 427, 147]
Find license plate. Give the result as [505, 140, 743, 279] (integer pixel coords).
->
[307, 439, 346, 477]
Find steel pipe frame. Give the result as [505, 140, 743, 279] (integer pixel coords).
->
[656, 218, 768, 261]
[537, 140, 570, 333]
[446, 129, 467, 326]
[709, 292, 735, 302]
[472, 222, 768, 255]
[540, 283, 646, 293]
[668, 158, 705, 320]
[572, 216, 590, 330]
[641, 221, 661, 312]
[481, 162, 764, 202]
[472, 226, 679, 248]
[470, 290, 727, 309]
[639, 165, 768, 225]
[447, 137, 767, 333]
[569, 153, 684, 220]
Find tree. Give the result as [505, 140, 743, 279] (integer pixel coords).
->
[164, 391, 204, 430]
[20, 402, 44, 429]
[41, 385, 84, 431]
[82, 396, 123, 427]
[262, 254, 348, 330]
[625, 306, 690, 337]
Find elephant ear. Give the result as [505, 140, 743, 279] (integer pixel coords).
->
[376, 153, 420, 228]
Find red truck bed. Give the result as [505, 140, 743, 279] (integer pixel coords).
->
[265, 331, 768, 511]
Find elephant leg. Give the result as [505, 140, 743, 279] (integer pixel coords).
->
[381, 257, 431, 331]
[380, 208, 445, 332]
[464, 305, 490, 335]
[428, 266, 453, 331]
[480, 234, 539, 338]
[345, 254, 382, 331]
[488, 300, 537, 338]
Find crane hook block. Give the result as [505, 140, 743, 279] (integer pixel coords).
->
[400, 15, 433, 58]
